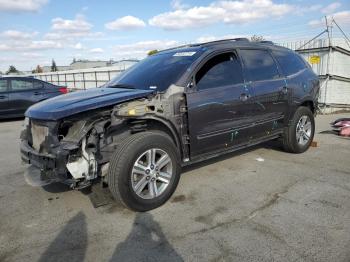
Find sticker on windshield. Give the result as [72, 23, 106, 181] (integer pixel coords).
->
[173, 52, 196, 57]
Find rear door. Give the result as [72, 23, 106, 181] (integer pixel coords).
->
[8, 78, 45, 115]
[186, 51, 255, 156]
[238, 49, 289, 140]
[0, 79, 9, 117]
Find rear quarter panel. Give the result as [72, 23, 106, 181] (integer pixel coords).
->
[288, 68, 319, 118]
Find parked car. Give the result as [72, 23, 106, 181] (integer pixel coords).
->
[0, 76, 68, 119]
[20, 38, 319, 211]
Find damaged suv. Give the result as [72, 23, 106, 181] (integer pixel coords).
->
[21, 38, 319, 211]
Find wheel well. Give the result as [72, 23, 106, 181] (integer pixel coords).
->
[300, 101, 315, 114]
[129, 119, 180, 149]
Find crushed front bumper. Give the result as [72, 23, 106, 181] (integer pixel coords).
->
[20, 140, 72, 183]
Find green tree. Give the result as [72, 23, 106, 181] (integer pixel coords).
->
[147, 49, 158, 56]
[51, 59, 58, 72]
[6, 65, 18, 75]
[250, 35, 265, 42]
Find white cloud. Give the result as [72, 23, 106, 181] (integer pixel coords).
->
[0, 40, 62, 51]
[0, 0, 48, 12]
[44, 14, 102, 42]
[74, 42, 84, 50]
[322, 2, 341, 14]
[105, 15, 146, 30]
[22, 52, 43, 58]
[1, 30, 38, 40]
[73, 42, 84, 50]
[51, 14, 92, 33]
[171, 0, 189, 10]
[113, 40, 179, 58]
[149, 0, 295, 30]
[89, 48, 104, 53]
[309, 10, 350, 27]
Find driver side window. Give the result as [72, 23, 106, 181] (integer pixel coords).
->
[195, 52, 243, 90]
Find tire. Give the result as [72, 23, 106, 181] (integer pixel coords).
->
[282, 106, 315, 153]
[107, 131, 181, 211]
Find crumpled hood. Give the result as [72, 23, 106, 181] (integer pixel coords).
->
[25, 88, 153, 120]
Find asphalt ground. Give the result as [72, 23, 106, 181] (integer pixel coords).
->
[0, 113, 349, 262]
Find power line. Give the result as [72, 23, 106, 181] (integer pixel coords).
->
[332, 18, 350, 49]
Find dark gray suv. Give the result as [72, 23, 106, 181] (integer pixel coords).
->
[21, 38, 319, 211]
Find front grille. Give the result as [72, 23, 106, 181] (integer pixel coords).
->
[31, 123, 49, 152]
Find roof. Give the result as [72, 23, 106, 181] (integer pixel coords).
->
[159, 38, 290, 54]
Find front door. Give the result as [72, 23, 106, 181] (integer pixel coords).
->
[186, 51, 254, 156]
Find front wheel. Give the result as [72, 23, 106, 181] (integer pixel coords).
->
[282, 106, 315, 153]
[107, 131, 181, 211]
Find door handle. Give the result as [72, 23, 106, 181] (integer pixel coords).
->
[240, 93, 250, 102]
[0, 95, 7, 99]
[34, 92, 41, 95]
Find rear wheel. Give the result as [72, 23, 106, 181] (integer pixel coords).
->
[107, 131, 181, 211]
[282, 106, 315, 153]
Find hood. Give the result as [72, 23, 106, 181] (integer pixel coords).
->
[25, 88, 154, 120]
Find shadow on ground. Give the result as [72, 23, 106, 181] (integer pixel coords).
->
[38, 212, 87, 262]
[38, 211, 183, 262]
[42, 182, 71, 193]
[110, 212, 183, 262]
[0, 117, 24, 123]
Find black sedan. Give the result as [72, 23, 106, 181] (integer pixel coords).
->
[0, 76, 68, 119]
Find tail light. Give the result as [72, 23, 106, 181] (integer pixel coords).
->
[59, 87, 68, 94]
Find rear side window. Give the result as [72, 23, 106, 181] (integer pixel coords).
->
[33, 80, 44, 89]
[195, 52, 243, 90]
[11, 79, 34, 91]
[0, 80, 7, 92]
[272, 50, 306, 76]
[239, 49, 280, 82]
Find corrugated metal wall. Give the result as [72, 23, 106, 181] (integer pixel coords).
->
[279, 38, 350, 111]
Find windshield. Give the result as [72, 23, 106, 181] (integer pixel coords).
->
[105, 50, 202, 91]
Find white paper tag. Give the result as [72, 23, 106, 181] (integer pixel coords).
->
[173, 52, 196, 57]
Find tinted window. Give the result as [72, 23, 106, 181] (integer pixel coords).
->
[0, 80, 7, 92]
[196, 53, 243, 90]
[105, 49, 203, 91]
[11, 79, 34, 91]
[272, 50, 307, 76]
[33, 80, 44, 89]
[240, 49, 280, 82]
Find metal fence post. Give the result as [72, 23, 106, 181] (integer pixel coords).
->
[83, 72, 86, 90]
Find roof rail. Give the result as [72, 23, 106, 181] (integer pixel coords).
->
[259, 40, 274, 45]
[196, 38, 250, 46]
[157, 38, 250, 53]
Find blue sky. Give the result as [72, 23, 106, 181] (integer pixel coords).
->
[0, 0, 349, 72]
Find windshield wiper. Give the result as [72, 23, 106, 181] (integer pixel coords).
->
[107, 84, 135, 89]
